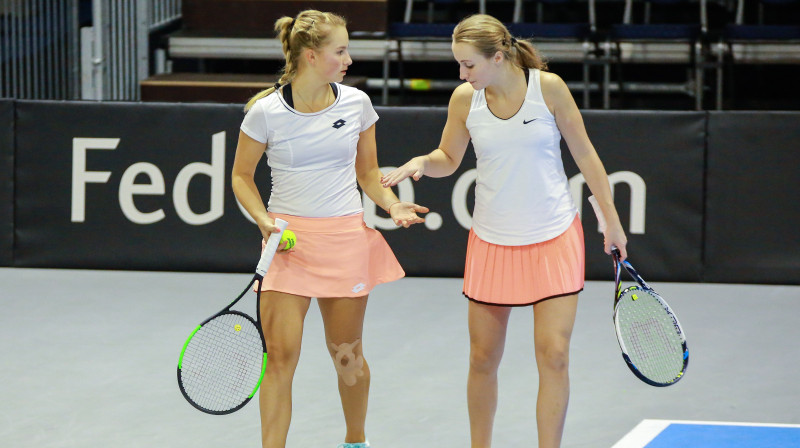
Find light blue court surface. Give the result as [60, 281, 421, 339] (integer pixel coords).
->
[615, 420, 800, 448]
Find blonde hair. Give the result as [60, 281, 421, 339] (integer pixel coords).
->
[452, 14, 547, 71]
[244, 10, 347, 111]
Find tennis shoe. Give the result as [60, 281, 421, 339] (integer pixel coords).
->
[336, 442, 370, 448]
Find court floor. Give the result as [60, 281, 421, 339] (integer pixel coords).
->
[1, 267, 798, 447]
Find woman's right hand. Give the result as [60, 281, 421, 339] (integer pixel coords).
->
[380, 156, 426, 187]
[257, 217, 283, 243]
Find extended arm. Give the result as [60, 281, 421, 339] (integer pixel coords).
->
[542, 72, 629, 259]
[381, 83, 473, 186]
[355, 124, 429, 227]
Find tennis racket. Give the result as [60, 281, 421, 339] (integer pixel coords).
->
[588, 196, 689, 387]
[177, 218, 288, 414]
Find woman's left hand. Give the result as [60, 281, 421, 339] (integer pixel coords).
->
[389, 202, 430, 228]
[604, 224, 628, 261]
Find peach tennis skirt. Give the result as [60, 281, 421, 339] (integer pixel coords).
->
[256, 212, 404, 298]
[463, 214, 585, 307]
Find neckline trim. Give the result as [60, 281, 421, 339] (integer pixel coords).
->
[485, 69, 531, 121]
[279, 83, 340, 116]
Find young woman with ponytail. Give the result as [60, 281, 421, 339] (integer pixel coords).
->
[381, 14, 628, 448]
[231, 10, 428, 448]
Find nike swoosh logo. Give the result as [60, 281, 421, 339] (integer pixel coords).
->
[523, 119, 537, 124]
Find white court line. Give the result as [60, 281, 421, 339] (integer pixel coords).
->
[613, 419, 800, 448]
[612, 420, 672, 448]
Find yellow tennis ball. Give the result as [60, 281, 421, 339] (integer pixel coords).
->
[234, 324, 242, 332]
[280, 230, 296, 251]
[409, 78, 432, 91]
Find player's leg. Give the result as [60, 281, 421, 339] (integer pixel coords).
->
[532, 294, 579, 448]
[259, 290, 312, 448]
[468, 300, 512, 448]
[318, 295, 370, 445]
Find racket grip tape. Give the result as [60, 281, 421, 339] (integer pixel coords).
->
[256, 218, 289, 276]
[587, 195, 607, 233]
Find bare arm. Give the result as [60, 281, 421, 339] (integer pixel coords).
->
[381, 83, 473, 186]
[231, 131, 282, 241]
[355, 124, 429, 228]
[541, 72, 629, 259]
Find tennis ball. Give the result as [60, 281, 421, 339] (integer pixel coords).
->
[280, 230, 296, 251]
[409, 78, 432, 91]
[234, 324, 242, 332]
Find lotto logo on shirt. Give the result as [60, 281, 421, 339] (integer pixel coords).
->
[332, 119, 346, 129]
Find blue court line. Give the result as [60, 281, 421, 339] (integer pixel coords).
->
[645, 423, 800, 448]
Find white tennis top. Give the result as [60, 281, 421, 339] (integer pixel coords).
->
[466, 68, 578, 246]
[240, 83, 379, 217]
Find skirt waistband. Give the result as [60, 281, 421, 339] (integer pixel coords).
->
[268, 212, 366, 233]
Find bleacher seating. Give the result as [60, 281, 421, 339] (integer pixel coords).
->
[600, 0, 709, 110]
[712, 0, 800, 109]
[384, 0, 483, 104]
[156, 0, 799, 110]
[507, 0, 600, 108]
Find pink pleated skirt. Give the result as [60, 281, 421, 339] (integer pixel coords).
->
[256, 212, 405, 298]
[463, 214, 585, 306]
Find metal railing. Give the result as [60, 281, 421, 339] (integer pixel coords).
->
[1, 0, 181, 101]
[85, 0, 181, 100]
[1, 0, 81, 99]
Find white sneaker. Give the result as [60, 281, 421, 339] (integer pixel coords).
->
[336, 441, 370, 448]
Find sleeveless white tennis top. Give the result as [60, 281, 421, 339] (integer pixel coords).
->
[240, 83, 379, 218]
[466, 68, 578, 246]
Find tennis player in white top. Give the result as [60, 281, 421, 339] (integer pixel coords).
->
[232, 10, 428, 448]
[382, 14, 628, 448]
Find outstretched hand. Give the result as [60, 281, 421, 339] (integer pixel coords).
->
[381, 157, 425, 187]
[389, 202, 429, 228]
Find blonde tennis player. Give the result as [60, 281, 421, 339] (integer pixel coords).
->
[232, 10, 428, 448]
[381, 14, 628, 448]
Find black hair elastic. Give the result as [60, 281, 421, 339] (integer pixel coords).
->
[510, 37, 518, 45]
[273, 82, 282, 90]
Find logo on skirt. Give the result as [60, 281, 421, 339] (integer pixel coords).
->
[352, 283, 366, 293]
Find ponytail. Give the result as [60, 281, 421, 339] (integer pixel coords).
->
[511, 38, 547, 71]
[244, 11, 347, 111]
[453, 14, 547, 72]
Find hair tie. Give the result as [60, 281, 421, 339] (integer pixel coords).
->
[273, 82, 282, 90]
[510, 37, 518, 45]
[290, 18, 296, 29]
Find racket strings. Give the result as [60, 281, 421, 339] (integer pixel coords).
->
[180, 313, 264, 412]
[616, 290, 685, 383]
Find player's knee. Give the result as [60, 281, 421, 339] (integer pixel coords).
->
[469, 343, 503, 374]
[329, 338, 366, 386]
[267, 342, 301, 371]
[536, 342, 570, 373]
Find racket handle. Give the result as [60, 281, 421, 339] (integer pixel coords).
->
[256, 218, 289, 276]
[587, 195, 607, 233]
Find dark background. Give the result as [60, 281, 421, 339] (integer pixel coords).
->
[0, 101, 13, 267]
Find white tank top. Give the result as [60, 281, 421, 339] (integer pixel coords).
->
[466, 69, 578, 246]
[240, 83, 379, 218]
